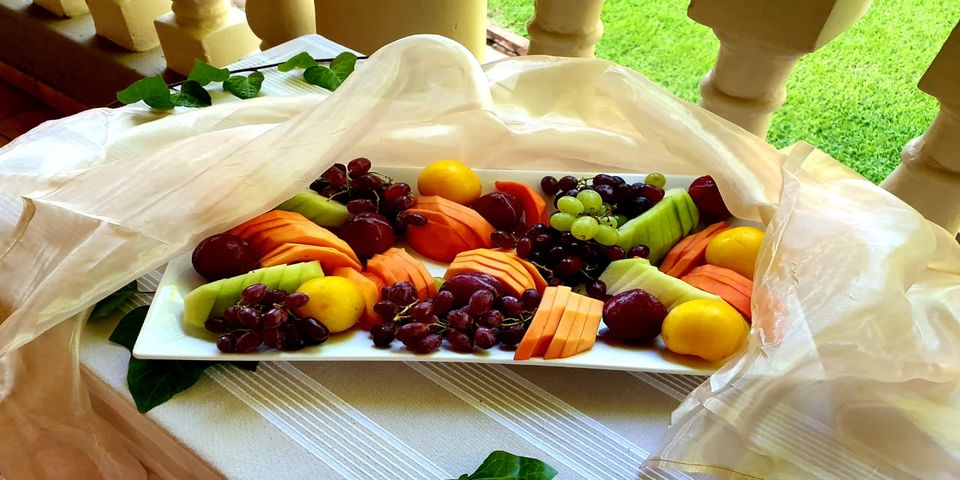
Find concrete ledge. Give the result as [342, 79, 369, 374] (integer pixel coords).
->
[0, 0, 172, 107]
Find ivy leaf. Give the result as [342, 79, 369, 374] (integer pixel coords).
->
[187, 60, 229, 86]
[116, 76, 174, 109]
[127, 358, 215, 413]
[329, 51, 358, 81]
[171, 80, 212, 107]
[278, 51, 318, 72]
[460, 451, 558, 480]
[108, 305, 149, 351]
[91, 281, 139, 321]
[303, 65, 342, 90]
[223, 72, 264, 99]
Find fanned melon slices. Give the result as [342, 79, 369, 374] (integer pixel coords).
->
[660, 221, 729, 278]
[405, 208, 478, 263]
[229, 210, 360, 264]
[464, 248, 547, 293]
[515, 287, 604, 361]
[681, 264, 752, 320]
[260, 244, 362, 272]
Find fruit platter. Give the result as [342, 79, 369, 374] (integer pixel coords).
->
[136, 159, 763, 374]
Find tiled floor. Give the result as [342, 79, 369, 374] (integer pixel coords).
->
[0, 79, 62, 147]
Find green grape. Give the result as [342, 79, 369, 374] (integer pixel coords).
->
[645, 172, 667, 189]
[550, 212, 576, 232]
[571, 216, 600, 240]
[576, 189, 602, 213]
[612, 214, 629, 228]
[599, 216, 617, 228]
[557, 196, 584, 215]
[601, 202, 613, 214]
[594, 225, 620, 246]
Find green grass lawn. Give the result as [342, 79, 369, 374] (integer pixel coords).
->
[488, 0, 959, 183]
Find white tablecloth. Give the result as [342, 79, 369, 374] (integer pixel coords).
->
[79, 35, 708, 480]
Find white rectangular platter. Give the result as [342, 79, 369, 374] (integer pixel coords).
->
[135, 167, 727, 375]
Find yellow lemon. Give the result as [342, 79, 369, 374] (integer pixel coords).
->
[295, 276, 364, 333]
[662, 299, 748, 361]
[705, 226, 764, 279]
[417, 160, 482, 205]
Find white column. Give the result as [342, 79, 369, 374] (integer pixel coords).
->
[154, 0, 260, 75]
[526, 0, 604, 58]
[690, 0, 870, 137]
[32, 0, 87, 17]
[246, 0, 316, 50]
[86, 0, 173, 51]
[881, 23, 960, 234]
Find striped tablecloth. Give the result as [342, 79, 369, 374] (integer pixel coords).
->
[79, 35, 710, 480]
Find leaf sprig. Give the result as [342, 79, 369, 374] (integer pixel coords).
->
[116, 51, 363, 110]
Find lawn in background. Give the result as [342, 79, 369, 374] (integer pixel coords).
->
[487, 0, 959, 183]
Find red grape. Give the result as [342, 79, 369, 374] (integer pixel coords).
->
[474, 328, 498, 349]
[491, 230, 518, 249]
[371, 323, 396, 347]
[595, 184, 615, 204]
[238, 307, 261, 329]
[540, 176, 560, 195]
[602, 289, 667, 343]
[263, 328, 283, 349]
[235, 331, 263, 353]
[216, 334, 236, 353]
[586, 280, 607, 299]
[347, 199, 377, 214]
[322, 165, 347, 187]
[521, 289, 541, 311]
[410, 301, 433, 320]
[204, 318, 228, 333]
[639, 184, 665, 203]
[241, 284, 267, 304]
[471, 192, 522, 230]
[223, 305, 242, 329]
[688, 175, 732, 222]
[558, 175, 578, 191]
[516, 237, 533, 258]
[447, 330, 474, 353]
[628, 245, 650, 259]
[440, 273, 504, 304]
[384, 183, 412, 202]
[399, 212, 427, 227]
[499, 296, 523, 317]
[467, 290, 494, 316]
[347, 158, 371, 178]
[557, 256, 585, 276]
[432, 291, 455, 314]
[409, 334, 442, 354]
[478, 310, 504, 328]
[374, 300, 400, 319]
[500, 325, 525, 346]
[301, 317, 330, 344]
[447, 309, 473, 330]
[281, 323, 305, 351]
[606, 245, 626, 261]
[338, 212, 395, 259]
[397, 322, 430, 344]
[265, 289, 288, 305]
[261, 308, 287, 329]
[192, 233, 259, 281]
[283, 293, 309, 310]
[384, 281, 418, 305]
[351, 173, 383, 190]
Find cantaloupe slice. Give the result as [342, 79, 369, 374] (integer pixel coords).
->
[574, 298, 605, 355]
[514, 286, 563, 360]
[331, 267, 383, 330]
[544, 294, 584, 359]
[457, 249, 537, 285]
[531, 289, 578, 358]
[515, 286, 570, 360]
[660, 221, 729, 277]
[413, 196, 495, 247]
[366, 253, 410, 286]
[259, 243, 363, 272]
[229, 210, 305, 239]
[558, 301, 592, 359]
[445, 260, 529, 297]
[405, 208, 477, 263]
[681, 266, 752, 320]
[382, 247, 435, 299]
[251, 221, 359, 264]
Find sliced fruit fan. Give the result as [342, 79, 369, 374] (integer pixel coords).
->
[182, 157, 764, 363]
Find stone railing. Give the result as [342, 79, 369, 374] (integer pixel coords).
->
[17, 0, 960, 234]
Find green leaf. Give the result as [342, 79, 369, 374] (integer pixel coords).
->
[116, 76, 174, 109]
[278, 51, 318, 72]
[91, 281, 139, 321]
[108, 305, 149, 351]
[187, 60, 230, 86]
[223, 72, 264, 100]
[303, 65, 342, 90]
[171, 80, 212, 107]
[127, 358, 215, 413]
[461, 451, 558, 480]
[329, 51, 358, 81]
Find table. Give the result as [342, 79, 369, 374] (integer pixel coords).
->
[78, 35, 707, 480]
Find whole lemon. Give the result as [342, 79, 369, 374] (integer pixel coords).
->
[295, 276, 365, 333]
[705, 226, 764, 279]
[417, 160, 482, 205]
[661, 299, 748, 361]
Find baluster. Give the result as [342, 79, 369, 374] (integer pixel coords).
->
[313, 0, 487, 60]
[86, 0, 173, 51]
[154, 0, 260, 75]
[246, 0, 316, 50]
[690, 0, 870, 137]
[32, 0, 87, 17]
[526, 0, 604, 57]
[881, 23, 960, 234]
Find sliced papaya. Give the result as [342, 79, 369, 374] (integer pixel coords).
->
[383, 247, 433, 299]
[458, 249, 542, 291]
[445, 260, 529, 297]
[559, 300, 592, 358]
[686, 264, 752, 295]
[251, 220, 359, 264]
[331, 267, 383, 330]
[453, 255, 533, 293]
[260, 244, 362, 272]
[494, 181, 549, 228]
[531, 290, 580, 358]
[366, 253, 410, 286]
[681, 271, 752, 320]
[405, 208, 475, 263]
[662, 221, 729, 277]
[413, 196, 494, 247]
[229, 210, 305, 239]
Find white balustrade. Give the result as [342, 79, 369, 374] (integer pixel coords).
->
[32, 0, 87, 17]
[154, 0, 260, 75]
[526, 0, 604, 57]
[313, 0, 487, 60]
[86, 0, 172, 51]
[881, 23, 960, 234]
[245, 0, 316, 50]
[690, 0, 870, 137]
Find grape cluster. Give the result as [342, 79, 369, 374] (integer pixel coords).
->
[540, 172, 666, 221]
[369, 280, 542, 354]
[310, 158, 426, 232]
[205, 284, 329, 353]
[515, 224, 614, 298]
